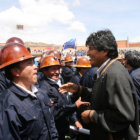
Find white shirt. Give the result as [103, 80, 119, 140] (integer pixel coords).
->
[13, 82, 38, 98]
[48, 78, 62, 87]
[97, 58, 110, 78]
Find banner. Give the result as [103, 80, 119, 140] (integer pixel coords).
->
[63, 39, 76, 49]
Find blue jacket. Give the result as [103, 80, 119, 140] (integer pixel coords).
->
[129, 68, 140, 111]
[0, 71, 12, 92]
[61, 66, 74, 84]
[38, 77, 78, 139]
[69, 71, 81, 103]
[70, 71, 81, 86]
[80, 66, 97, 88]
[0, 83, 58, 140]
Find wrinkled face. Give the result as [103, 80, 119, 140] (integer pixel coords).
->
[43, 65, 61, 81]
[14, 59, 38, 85]
[87, 45, 108, 67]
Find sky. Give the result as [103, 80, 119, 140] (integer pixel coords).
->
[0, 0, 140, 46]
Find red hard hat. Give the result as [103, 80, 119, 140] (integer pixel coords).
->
[74, 57, 91, 68]
[0, 43, 34, 69]
[6, 37, 24, 45]
[39, 55, 60, 69]
[47, 50, 61, 60]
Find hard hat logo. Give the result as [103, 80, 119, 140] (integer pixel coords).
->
[0, 43, 35, 69]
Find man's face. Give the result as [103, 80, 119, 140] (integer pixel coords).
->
[80, 67, 89, 75]
[65, 61, 73, 67]
[43, 65, 60, 81]
[87, 45, 108, 67]
[122, 59, 129, 69]
[16, 59, 38, 85]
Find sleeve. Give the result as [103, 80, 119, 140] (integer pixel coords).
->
[70, 111, 79, 124]
[48, 110, 59, 140]
[70, 76, 80, 85]
[81, 87, 93, 102]
[51, 94, 77, 120]
[0, 107, 21, 140]
[92, 69, 136, 132]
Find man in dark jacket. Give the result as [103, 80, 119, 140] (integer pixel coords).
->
[0, 43, 58, 140]
[59, 29, 139, 140]
[61, 55, 74, 84]
[70, 56, 91, 103]
[38, 55, 90, 140]
[123, 50, 140, 124]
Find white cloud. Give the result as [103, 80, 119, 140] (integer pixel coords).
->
[67, 21, 86, 32]
[0, 0, 86, 45]
[73, 0, 80, 6]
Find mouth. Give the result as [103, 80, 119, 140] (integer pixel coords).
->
[54, 75, 59, 78]
[33, 72, 37, 76]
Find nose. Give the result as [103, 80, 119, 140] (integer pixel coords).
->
[55, 68, 60, 74]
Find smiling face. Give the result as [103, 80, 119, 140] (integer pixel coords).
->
[43, 65, 61, 81]
[87, 45, 109, 67]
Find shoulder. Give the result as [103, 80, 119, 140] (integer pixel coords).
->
[105, 60, 131, 82]
[131, 68, 140, 77]
[0, 89, 15, 108]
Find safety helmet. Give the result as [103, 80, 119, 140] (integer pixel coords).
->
[74, 57, 91, 68]
[6, 37, 24, 45]
[0, 43, 34, 69]
[47, 50, 61, 60]
[64, 56, 73, 63]
[39, 55, 61, 69]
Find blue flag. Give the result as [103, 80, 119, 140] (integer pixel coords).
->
[63, 39, 76, 49]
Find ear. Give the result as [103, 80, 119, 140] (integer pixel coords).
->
[10, 67, 21, 77]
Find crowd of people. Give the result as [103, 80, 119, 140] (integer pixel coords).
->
[0, 29, 140, 140]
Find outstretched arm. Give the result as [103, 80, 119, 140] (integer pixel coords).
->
[59, 82, 83, 94]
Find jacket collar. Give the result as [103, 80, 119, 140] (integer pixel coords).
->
[9, 83, 37, 98]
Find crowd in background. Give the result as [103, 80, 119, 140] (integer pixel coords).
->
[0, 29, 140, 140]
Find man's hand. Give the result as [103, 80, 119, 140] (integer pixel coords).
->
[75, 97, 90, 108]
[81, 110, 95, 124]
[59, 82, 79, 94]
[75, 121, 83, 129]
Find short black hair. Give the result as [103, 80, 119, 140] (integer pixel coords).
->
[86, 29, 118, 59]
[125, 50, 140, 68]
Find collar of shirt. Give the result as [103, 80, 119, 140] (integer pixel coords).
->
[13, 82, 38, 98]
[48, 78, 62, 87]
[97, 58, 111, 78]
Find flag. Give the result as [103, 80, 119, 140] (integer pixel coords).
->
[63, 39, 76, 49]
